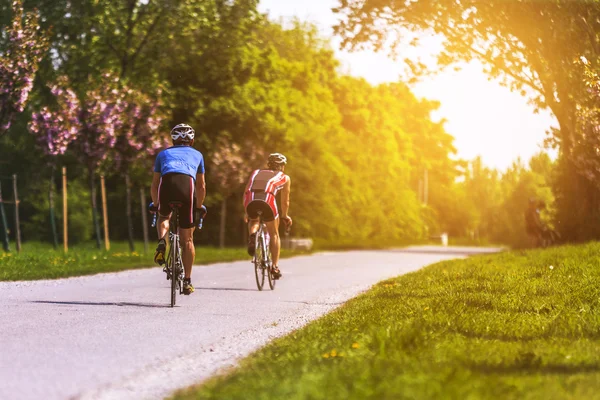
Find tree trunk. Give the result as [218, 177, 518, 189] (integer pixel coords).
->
[49, 164, 59, 249]
[89, 169, 102, 249]
[125, 173, 135, 252]
[0, 182, 10, 252]
[140, 187, 149, 254]
[219, 197, 227, 248]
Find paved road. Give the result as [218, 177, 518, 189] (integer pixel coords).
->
[0, 246, 500, 400]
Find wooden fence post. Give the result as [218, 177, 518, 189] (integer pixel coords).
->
[0, 181, 10, 252]
[124, 174, 135, 252]
[49, 165, 59, 249]
[140, 187, 149, 254]
[12, 174, 21, 253]
[100, 175, 110, 251]
[62, 167, 68, 253]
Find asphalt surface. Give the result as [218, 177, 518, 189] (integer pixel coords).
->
[0, 246, 500, 400]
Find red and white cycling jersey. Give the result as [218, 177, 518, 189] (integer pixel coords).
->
[243, 169, 289, 218]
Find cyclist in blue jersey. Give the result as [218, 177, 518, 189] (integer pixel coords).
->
[150, 123, 206, 295]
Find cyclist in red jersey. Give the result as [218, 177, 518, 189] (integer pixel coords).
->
[243, 153, 292, 279]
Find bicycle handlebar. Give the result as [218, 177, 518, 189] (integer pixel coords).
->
[149, 202, 207, 230]
[196, 205, 207, 230]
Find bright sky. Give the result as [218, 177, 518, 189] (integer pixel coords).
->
[258, 0, 557, 171]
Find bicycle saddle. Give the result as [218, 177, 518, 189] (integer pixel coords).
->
[169, 201, 183, 209]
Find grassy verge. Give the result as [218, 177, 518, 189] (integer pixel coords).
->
[0, 241, 307, 281]
[174, 242, 600, 400]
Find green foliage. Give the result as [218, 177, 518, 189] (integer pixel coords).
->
[160, 16, 447, 243]
[333, 0, 600, 245]
[21, 176, 93, 245]
[459, 154, 556, 248]
[1, 0, 460, 247]
[174, 243, 600, 400]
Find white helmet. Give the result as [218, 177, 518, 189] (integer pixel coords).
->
[267, 153, 287, 169]
[170, 123, 195, 141]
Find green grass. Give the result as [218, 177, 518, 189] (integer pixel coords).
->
[173, 242, 600, 400]
[0, 241, 306, 281]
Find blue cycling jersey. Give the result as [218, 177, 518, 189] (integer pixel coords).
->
[154, 145, 205, 179]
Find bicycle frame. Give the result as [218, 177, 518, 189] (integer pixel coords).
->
[150, 202, 206, 306]
[169, 206, 184, 306]
[253, 211, 275, 290]
[151, 204, 183, 307]
[256, 217, 268, 264]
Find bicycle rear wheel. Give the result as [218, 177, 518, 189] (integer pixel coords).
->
[266, 239, 276, 290]
[170, 234, 178, 307]
[254, 232, 266, 291]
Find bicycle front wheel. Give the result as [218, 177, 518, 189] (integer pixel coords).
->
[254, 233, 266, 291]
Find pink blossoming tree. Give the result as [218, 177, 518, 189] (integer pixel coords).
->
[0, 0, 49, 135]
[29, 79, 79, 248]
[30, 74, 126, 248]
[112, 89, 168, 251]
[31, 74, 168, 250]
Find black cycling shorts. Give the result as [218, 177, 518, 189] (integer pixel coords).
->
[246, 199, 275, 222]
[158, 173, 196, 229]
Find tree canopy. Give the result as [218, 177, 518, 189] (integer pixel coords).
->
[0, 0, 564, 248]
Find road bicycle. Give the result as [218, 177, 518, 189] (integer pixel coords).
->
[540, 227, 560, 248]
[151, 203, 206, 307]
[253, 211, 276, 291]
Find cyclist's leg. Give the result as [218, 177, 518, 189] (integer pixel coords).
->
[262, 195, 281, 275]
[156, 175, 173, 240]
[157, 213, 170, 241]
[245, 201, 262, 256]
[176, 173, 196, 280]
[248, 218, 260, 235]
[179, 227, 195, 279]
[246, 200, 261, 236]
[265, 219, 281, 270]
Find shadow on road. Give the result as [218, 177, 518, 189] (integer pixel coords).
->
[197, 287, 258, 292]
[31, 300, 170, 308]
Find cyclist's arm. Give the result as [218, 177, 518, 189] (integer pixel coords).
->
[280, 176, 291, 218]
[195, 173, 206, 206]
[242, 177, 252, 208]
[150, 172, 160, 205]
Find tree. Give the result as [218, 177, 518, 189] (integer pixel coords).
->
[333, 0, 600, 241]
[334, 1, 597, 150]
[210, 137, 261, 248]
[29, 81, 79, 248]
[0, 0, 48, 135]
[112, 87, 166, 252]
[73, 75, 126, 249]
[30, 74, 125, 248]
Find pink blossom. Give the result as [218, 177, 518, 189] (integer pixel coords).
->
[0, 0, 49, 134]
[111, 87, 166, 171]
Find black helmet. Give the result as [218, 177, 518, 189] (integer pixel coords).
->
[267, 153, 287, 169]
